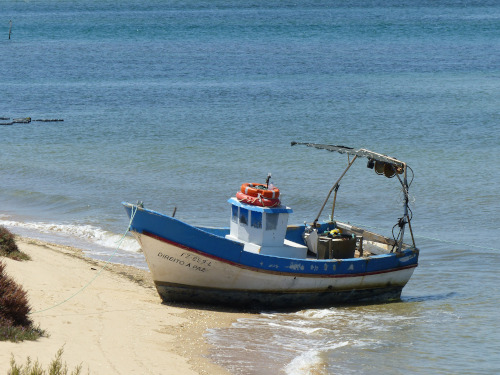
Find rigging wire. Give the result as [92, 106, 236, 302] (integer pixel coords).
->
[344, 219, 500, 252]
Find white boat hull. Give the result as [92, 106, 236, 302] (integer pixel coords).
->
[136, 232, 416, 309]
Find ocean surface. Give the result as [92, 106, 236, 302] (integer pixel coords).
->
[1, 1, 499, 374]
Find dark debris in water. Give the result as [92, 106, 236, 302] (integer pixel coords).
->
[0, 116, 64, 126]
[402, 292, 459, 303]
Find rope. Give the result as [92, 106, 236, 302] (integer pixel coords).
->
[344, 220, 500, 252]
[236, 194, 281, 208]
[413, 235, 500, 252]
[29, 205, 139, 315]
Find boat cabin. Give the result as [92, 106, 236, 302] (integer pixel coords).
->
[225, 198, 308, 259]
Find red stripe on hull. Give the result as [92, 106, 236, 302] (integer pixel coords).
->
[141, 230, 417, 279]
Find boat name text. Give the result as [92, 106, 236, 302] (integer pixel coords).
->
[179, 252, 212, 267]
[157, 252, 210, 272]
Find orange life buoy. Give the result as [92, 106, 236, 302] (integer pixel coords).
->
[236, 191, 281, 208]
[240, 183, 280, 199]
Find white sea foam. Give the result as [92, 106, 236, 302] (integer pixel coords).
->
[295, 309, 341, 320]
[266, 322, 334, 336]
[0, 219, 140, 253]
[283, 350, 325, 375]
[283, 342, 349, 375]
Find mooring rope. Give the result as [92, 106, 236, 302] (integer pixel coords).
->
[412, 235, 500, 252]
[29, 205, 138, 315]
[344, 220, 500, 252]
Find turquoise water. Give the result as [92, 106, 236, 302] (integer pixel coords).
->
[1, 1, 499, 374]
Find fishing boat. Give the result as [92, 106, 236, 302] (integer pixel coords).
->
[123, 142, 419, 309]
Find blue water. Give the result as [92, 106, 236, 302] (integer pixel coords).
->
[1, 1, 499, 374]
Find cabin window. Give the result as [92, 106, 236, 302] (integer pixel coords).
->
[251, 211, 262, 228]
[231, 205, 238, 223]
[266, 213, 278, 230]
[239, 207, 248, 225]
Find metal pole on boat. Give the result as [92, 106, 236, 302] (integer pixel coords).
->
[330, 184, 340, 221]
[397, 167, 407, 252]
[396, 163, 416, 251]
[313, 155, 357, 227]
[403, 166, 416, 248]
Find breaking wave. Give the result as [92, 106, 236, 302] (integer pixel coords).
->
[0, 218, 141, 253]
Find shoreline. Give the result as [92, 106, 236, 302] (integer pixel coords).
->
[0, 236, 249, 374]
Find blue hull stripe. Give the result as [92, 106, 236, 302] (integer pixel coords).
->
[124, 204, 419, 277]
[144, 230, 417, 279]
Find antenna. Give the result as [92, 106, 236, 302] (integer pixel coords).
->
[266, 173, 271, 186]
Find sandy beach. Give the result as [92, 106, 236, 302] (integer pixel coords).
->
[0, 237, 243, 374]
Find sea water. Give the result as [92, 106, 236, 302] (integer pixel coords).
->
[1, 1, 499, 374]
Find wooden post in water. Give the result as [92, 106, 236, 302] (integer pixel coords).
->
[8, 20, 12, 40]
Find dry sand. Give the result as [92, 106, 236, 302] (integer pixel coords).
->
[0, 237, 247, 374]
